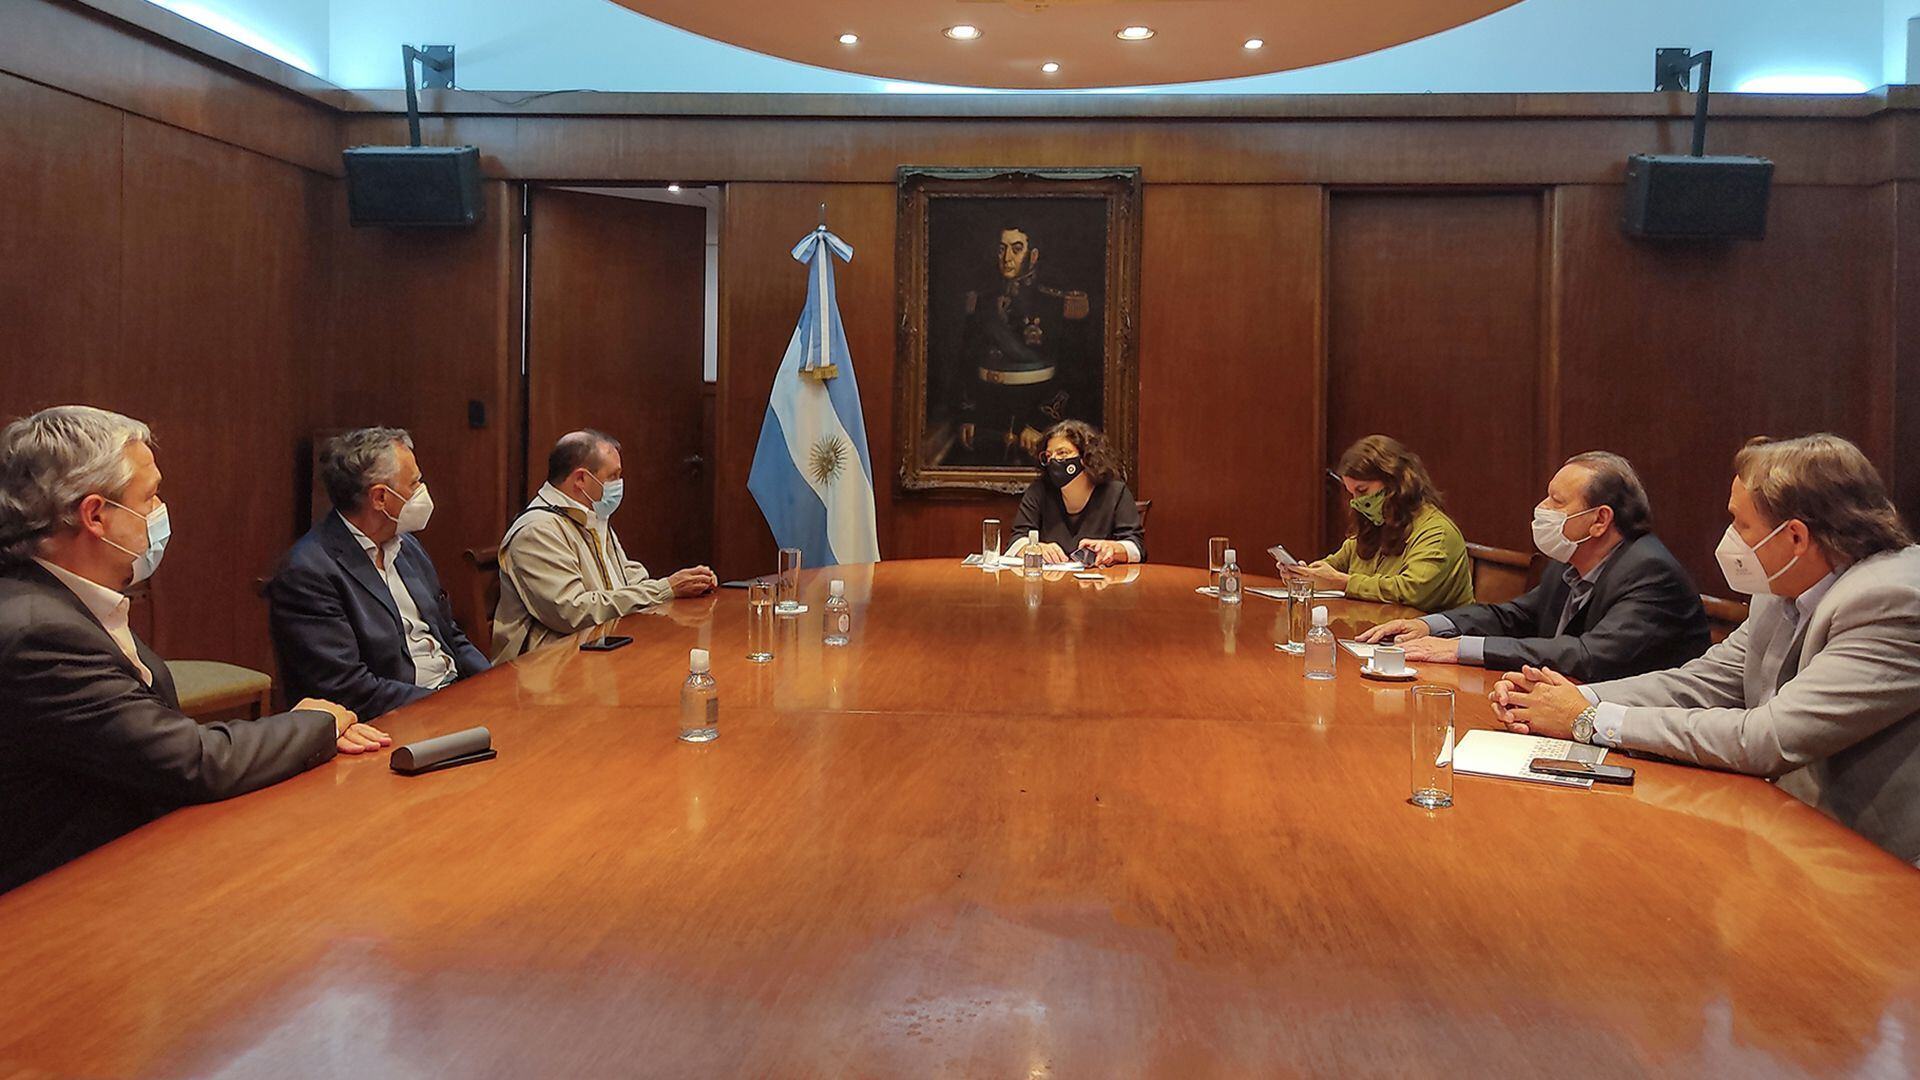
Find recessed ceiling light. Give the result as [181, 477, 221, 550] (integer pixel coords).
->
[1116, 25, 1155, 41]
[1041, 61, 1060, 74]
[667, 184, 682, 192]
[943, 24, 982, 41]
[1244, 38, 1265, 50]
[838, 33, 858, 46]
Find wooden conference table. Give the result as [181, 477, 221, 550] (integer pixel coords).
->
[2, 560, 1918, 1078]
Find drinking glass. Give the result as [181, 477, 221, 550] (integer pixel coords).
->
[1411, 686, 1456, 809]
[747, 581, 775, 662]
[983, 519, 1003, 562]
[776, 547, 802, 614]
[1208, 536, 1229, 592]
[1280, 575, 1313, 655]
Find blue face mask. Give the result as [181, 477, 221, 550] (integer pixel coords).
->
[587, 473, 624, 521]
[103, 499, 170, 584]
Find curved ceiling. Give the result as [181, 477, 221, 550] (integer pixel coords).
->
[616, 1, 1528, 90]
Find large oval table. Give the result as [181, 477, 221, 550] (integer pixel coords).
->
[3, 560, 1917, 1077]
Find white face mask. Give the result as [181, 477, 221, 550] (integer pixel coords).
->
[1714, 520, 1798, 596]
[103, 499, 170, 585]
[380, 482, 434, 535]
[1531, 505, 1600, 564]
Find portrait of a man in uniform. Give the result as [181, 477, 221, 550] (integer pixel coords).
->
[896, 168, 1140, 493]
[943, 220, 1098, 466]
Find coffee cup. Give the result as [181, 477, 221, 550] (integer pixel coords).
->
[1372, 645, 1408, 675]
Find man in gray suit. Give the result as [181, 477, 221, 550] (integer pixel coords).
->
[0, 406, 391, 893]
[1495, 434, 1919, 864]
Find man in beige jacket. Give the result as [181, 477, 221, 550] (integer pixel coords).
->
[1495, 434, 1920, 865]
[490, 430, 716, 661]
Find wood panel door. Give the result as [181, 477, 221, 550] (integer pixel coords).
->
[1324, 192, 1545, 555]
[528, 188, 711, 574]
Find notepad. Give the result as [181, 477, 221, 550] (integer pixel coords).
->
[1452, 730, 1610, 789]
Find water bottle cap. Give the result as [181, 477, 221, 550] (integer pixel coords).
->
[1029, 529, 1040, 542]
[1224, 548, 1237, 563]
[689, 648, 710, 674]
[1312, 606, 1329, 626]
[830, 579, 845, 596]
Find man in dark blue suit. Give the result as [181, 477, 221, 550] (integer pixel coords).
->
[269, 428, 488, 720]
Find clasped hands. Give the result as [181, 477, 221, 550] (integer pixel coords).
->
[1487, 665, 1590, 739]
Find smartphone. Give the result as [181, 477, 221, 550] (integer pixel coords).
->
[1528, 757, 1635, 785]
[579, 635, 633, 652]
[1267, 544, 1298, 567]
[1073, 546, 1099, 567]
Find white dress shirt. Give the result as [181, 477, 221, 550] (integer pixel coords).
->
[338, 514, 457, 690]
[34, 557, 153, 685]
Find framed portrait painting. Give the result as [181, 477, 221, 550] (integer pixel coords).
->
[894, 166, 1141, 494]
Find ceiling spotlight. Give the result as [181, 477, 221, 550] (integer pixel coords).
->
[943, 24, 982, 41]
[1244, 38, 1264, 50]
[667, 184, 682, 193]
[838, 33, 858, 46]
[1116, 25, 1155, 41]
[1041, 61, 1060, 73]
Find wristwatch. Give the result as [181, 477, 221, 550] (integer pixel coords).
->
[1571, 704, 1598, 745]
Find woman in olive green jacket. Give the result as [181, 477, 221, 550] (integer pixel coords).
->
[1286, 435, 1475, 613]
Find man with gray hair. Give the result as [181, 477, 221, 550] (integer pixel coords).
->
[0, 405, 387, 894]
[490, 429, 716, 661]
[1359, 450, 1711, 681]
[268, 427, 488, 720]
[1497, 434, 1920, 864]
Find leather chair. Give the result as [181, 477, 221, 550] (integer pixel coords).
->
[1465, 542, 1545, 606]
[462, 546, 501, 659]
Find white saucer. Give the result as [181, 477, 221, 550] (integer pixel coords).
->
[776, 604, 809, 616]
[1360, 663, 1418, 682]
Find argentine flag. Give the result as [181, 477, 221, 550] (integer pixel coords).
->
[747, 226, 881, 566]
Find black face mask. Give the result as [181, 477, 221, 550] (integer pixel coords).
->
[1045, 456, 1083, 490]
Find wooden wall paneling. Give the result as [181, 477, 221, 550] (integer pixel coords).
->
[341, 112, 1901, 189]
[1555, 184, 1888, 588]
[1137, 184, 1325, 569]
[113, 117, 334, 671]
[1324, 191, 1546, 556]
[1891, 182, 1920, 528]
[0, 72, 124, 415]
[526, 188, 710, 573]
[323, 182, 522, 638]
[0, 0, 342, 174]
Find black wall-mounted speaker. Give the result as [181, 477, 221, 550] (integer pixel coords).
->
[1621, 153, 1773, 241]
[343, 145, 484, 228]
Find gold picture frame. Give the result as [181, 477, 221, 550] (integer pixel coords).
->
[894, 166, 1141, 495]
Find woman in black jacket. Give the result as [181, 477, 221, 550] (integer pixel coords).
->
[1008, 420, 1146, 567]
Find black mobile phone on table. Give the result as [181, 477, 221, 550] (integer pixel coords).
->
[580, 635, 633, 652]
[1529, 758, 1635, 785]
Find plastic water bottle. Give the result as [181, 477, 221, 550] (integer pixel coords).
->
[1305, 606, 1336, 681]
[679, 648, 718, 742]
[1219, 548, 1242, 605]
[1023, 529, 1044, 579]
[823, 579, 851, 646]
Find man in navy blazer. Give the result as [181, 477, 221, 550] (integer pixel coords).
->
[269, 428, 488, 720]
